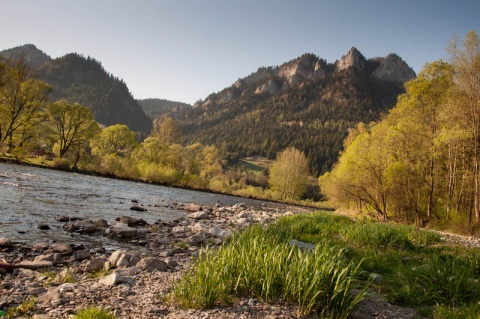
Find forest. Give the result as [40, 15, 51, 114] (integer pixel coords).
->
[1, 31, 479, 234]
[321, 31, 480, 233]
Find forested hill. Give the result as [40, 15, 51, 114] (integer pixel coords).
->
[178, 48, 416, 176]
[0, 44, 152, 136]
[137, 98, 192, 120]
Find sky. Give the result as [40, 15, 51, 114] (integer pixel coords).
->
[1, 0, 479, 105]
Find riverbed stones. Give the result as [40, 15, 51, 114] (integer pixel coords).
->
[130, 205, 147, 211]
[84, 257, 107, 272]
[98, 272, 135, 287]
[50, 243, 72, 254]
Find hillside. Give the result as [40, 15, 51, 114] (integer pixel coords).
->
[137, 98, 191, 120]
[178, 48, 416, 175]
[0, 45, 152, 136]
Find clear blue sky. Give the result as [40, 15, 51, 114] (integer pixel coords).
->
[1, 0, 478, 104]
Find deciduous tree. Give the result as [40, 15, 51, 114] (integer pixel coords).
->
[269, 147, 310, 200]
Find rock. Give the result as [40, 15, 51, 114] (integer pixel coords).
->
[94, 219, 109, 228]
[184, 203, 202, 212]
[85, 257, 107, 272]
[111, 224, 139, 238]
[50, 243, 73, 254]
[187, 211, 209, 219]
[109, 250, 129, 266]
[34, 253, 63, 265]
[16, 260, 54, 270]
[32, 242, 49, 251]
[130, 205, 147, 211]
[98, 272, 134, 286]
[191, 222, 209, 234]
[209, 226, 232, 239]
[288, 239, 315, 251]
[172, 226, 187, 234]
[116, 216, 148, 226]
[38, 289, 61, 306]
[62, 220, 98, 234]
[73, 249, 90, 261]
[0, 237, 12, 248]
[35, 223, 50, 230]
[188, 234, 205, 244]
[136, 257, 168, 272]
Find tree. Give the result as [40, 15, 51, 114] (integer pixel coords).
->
[90, 124, 138, 158]
[152, 116, 180, 145]
[47, 100, 100, 158]
[447, 30, 480, 221]
[0, 57, 51, 152]
[269, 147, 310, 200]
[201, 145, 222, 184]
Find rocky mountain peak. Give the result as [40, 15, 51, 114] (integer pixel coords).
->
[371, 53, 416, 83]
[336, 47, 366, 72]
[0, 44, 52, 68]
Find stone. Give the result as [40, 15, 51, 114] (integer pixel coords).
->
[16, 260, 54, 270]
[94, 219, 109, 228]
[209, 226, 232, 239]
[184, 203, 202, 212]
[191, 222, 209, 234]
[50, 243, 73, 254]
[187, 211, 209, 219]
[98, 272, 135, 286]
[111, 224, 139, 238]
[0, 237, 12, 248]
[74, 249, 90, 261]
[288, 239, 315, 251]
[130, 205, 147, 211]
[136, 257, 168, 272]
[116, 216, 148, 226]
[35, 223, 50, 230]
[85, 257, 107, 272]
[63, 220, 98, 234]
[109, 250, 129, 266]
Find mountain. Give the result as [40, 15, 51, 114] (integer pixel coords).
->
[178, 48, 416, 176]
[137, 98, 191, 120]
[0, 44, 152, 136]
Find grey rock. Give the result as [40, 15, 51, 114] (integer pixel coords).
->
[50, 243, 73, 254]
[74, 249, 91, 261]
[85, 257, 107, 272]
[98, 272, 135, 286]
[184, 203, 202, 212]
[288, 239, 315, 251]
[136, 257, 168, 272]
[187, 211, 209, 219]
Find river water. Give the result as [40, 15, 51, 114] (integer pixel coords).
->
[0, 162, 285, 248]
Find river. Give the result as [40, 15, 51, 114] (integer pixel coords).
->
[0, 162, 288, 249]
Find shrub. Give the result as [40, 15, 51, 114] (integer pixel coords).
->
[73, 306, 115, 319]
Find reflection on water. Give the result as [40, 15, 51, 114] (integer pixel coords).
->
[0, 162, 282, 249]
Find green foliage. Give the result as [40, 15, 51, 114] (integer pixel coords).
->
[269, 147, 310, 200]
[6, 296, 36, 318]
[170, 224, 367, 318]
[275, 211, 480, 309]
[322, 31, 480, 229]
[72, 306, 116, 319]
[433, 302, 480, 319]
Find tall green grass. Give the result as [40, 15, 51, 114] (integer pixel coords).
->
[170, 225, 367, 318]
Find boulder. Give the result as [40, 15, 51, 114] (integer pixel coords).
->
[94, 219, 109, 228]
[50, 243, 73, 254]
[209, 226, 232, 239]
[110, 224, 139, 238]
[191, 222, 209, 234]
[130, 205, 147, 211]
[35, 223, 50, 230]
[136, 257, 168, 272]
[62, 220, 98, 234]
[184, 203, 202, 212]
[116, 216, 148, 226]
[187, 211, 209, 219]
[98, 272, 135, 286]
[85, 257, 107, 272]
[73, 249, 91, 261]
[0, 237, 12, 248]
